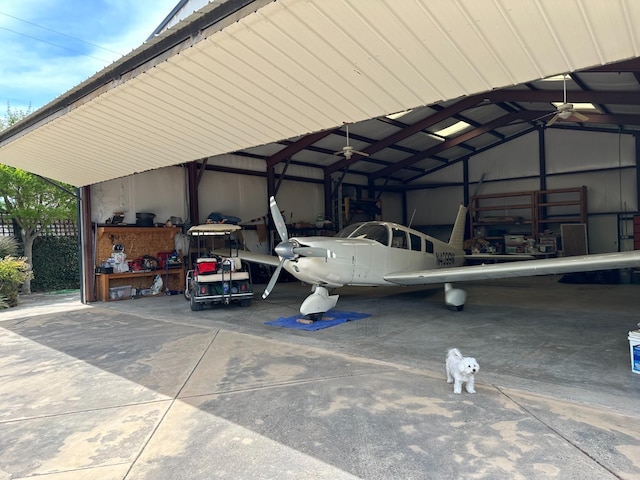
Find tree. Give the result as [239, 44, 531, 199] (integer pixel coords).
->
[0, 102, 31, 130]
[0, 104, 76, 294]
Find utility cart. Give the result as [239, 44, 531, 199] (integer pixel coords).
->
[184, 224, 253, 311]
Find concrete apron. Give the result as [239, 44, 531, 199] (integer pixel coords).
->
[0, 278, 639, 479]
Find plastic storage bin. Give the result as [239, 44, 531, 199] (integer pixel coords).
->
[629, 329, 640, 374]
[109, 285, 132, 300]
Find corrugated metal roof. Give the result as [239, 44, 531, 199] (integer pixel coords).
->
[2, 0, 640, 187]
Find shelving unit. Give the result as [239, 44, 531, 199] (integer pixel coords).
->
[94, 226, 185, 301]
[469, 191, 536, 240]
[536, 187, 587, 230]
[342, 197, 382, 229]
[469, 187, 587, 251]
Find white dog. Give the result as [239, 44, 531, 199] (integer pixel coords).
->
[445, 348, 479, 394]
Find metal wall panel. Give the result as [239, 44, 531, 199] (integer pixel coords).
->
[546, 130, 636, 173]
[3, 0, 640, 186]
[470, 132, 540, 182]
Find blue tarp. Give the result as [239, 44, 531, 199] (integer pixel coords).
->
[265, 310, 371, 331]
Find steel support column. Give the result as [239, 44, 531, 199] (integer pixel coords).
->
[79, 186, 95, 303]
[187, 161, 200, 225]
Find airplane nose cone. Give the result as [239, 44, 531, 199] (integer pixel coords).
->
[275, 241, 297, 260]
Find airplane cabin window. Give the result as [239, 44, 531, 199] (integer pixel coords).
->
[336, 223, 365, 238]
[391, 229, 408, 249]
[351, 224, 389, 245]
[426, 240, 434, 253]
[410, 233, 422, 251]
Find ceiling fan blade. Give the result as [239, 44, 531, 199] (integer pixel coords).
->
[573, 111, 589, 122]
[532, 111, 555, 122]
[269, 196, 288, 243]
[546, 114, 560, 127]
[262, 259, 284, 299]
[351, 149, 369, 157]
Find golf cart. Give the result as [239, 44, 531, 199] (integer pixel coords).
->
[184, 224, 253, 311]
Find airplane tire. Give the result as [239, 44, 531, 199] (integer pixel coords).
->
[307, 312, 324, 322]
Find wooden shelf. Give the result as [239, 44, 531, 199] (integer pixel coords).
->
[96, 267, 185, 301]
[94, 225, 184, 301]
[469, 187, 587, 249]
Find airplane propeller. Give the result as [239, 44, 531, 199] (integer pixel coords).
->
[262, 196, 330, 299]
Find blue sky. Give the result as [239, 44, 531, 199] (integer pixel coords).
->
[1, 0, 179, 114]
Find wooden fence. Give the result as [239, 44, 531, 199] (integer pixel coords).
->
[0, 212, 77, 237]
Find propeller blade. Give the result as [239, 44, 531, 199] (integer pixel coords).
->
[573, 111, 589, 122]
[269, 196, 288, 242]
[292, 246, 329, 258]
[262, 259, 284, 299]
[546, 114, 560, 127]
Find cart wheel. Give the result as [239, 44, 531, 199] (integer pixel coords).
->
[239, 299, 252, 308]
[190, 294, 203, 311]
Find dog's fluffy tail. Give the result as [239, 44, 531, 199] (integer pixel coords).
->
[447, 348, 462, 360]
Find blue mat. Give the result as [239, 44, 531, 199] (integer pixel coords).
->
[265, 310, 371, 331]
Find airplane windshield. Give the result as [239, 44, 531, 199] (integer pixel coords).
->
[335, 223, 364, 238]
[340, 223, 389, 245]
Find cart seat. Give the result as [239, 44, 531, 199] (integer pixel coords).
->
[194, 256, 249, 282]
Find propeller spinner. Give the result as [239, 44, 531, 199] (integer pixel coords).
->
[261, 196, 330, 299]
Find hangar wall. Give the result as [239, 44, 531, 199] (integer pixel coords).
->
[90, 129, 637, 253]
[406, 129, 638, 253]
[91, 166, 188, 226]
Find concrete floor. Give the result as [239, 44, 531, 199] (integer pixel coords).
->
[1, 276, 639, 479]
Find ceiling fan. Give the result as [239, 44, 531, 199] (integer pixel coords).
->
[334, 124, 369, 160]
[544, 74, 589, 126]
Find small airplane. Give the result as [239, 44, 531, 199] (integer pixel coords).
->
[236, 196, 640, 319]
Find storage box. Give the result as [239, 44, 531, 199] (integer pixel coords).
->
[504, 235, 525, 246]
[629, 330, 640, 374]
[539, 233, 558, 254]
[109, 285, 132, 300]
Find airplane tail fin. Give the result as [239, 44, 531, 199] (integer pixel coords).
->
[448, 204, 467, 251]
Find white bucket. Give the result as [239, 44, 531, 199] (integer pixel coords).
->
[629, 330, 640, 375]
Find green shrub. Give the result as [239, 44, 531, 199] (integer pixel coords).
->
[0, 236, 19, 257]
[0, 256, 32, 307]
[31, 236, 79, 292]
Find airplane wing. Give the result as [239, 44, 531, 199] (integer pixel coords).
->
[385, 251, 640, 285]
[464, 254, 534, 262]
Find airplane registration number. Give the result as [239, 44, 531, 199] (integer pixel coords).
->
[436, 251, 455, 267]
